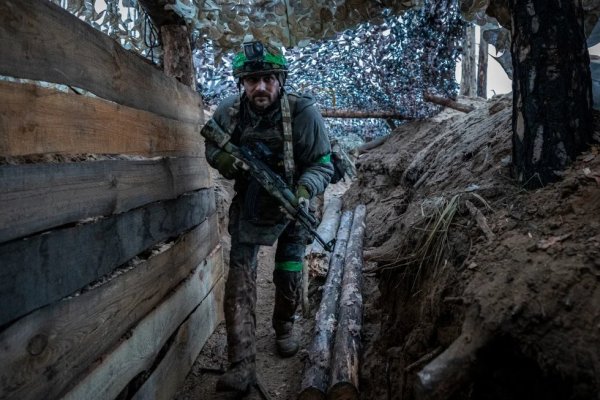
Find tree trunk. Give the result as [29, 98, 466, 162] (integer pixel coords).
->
[460, 23, 477, 97]
[299, 211, 354, 400]
[477, 28, 488, 98]
[328, 205, 367, 400]
[509, 0, 593, 187]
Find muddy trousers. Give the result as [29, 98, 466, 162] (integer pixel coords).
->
[225, 225, 304, 363]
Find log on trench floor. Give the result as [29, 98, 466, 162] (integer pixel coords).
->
[307, 197, 343, 276]
[299, 210, 354, 400]
[303, 197, 343, 316]
[328, 204, 367, 400]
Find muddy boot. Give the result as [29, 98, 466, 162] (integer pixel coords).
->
[274, 320, 299, 357]
[216, 357, 257, 393]
[272, 269, 301, 357]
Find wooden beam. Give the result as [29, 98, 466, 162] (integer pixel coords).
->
[0, 81, 202, 157]
[0, 189, 215, 326]
[131, 249, 225, 400]
[328, 205, 367, 400]
[320, 108, 414, 120]
[424, 92, 475, 113]
[62, 259, 225, 400]
[0, 220, 220, 400]
[0, 0, 203, 124]
[0, 157, 210, 243]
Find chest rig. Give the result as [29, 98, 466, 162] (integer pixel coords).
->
[227, 93, 296, 185]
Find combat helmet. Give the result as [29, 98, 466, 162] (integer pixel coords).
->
[232, 40, 288, 84]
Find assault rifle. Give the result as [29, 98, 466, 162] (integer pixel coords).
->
[201, 119, 335, 252]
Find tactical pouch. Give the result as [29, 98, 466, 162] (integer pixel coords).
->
[235, 181, 290, 246]
[244, 179, 285, 225]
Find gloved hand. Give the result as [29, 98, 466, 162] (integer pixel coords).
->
[214, 151, 242, 179]
[295, 185, 310, 210]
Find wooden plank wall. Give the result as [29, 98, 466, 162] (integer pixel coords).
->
[0, 1, 224, 400]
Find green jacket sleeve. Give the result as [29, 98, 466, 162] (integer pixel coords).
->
[291, 95, 334, 197]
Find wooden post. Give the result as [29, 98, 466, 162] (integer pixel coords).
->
[137, 0, 195, 88]
[460, 23, 477, 97]
[328, 205, 367, 400]
[161, 24, 195, 87]
[299, 211, 354, 400]
[477, 27, 488, 99]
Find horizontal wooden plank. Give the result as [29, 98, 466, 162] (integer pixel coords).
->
[0, 0, 204, 124]
[62, 257, 225, 400]
[0, 81, 203, 157]
[0, 219, 221, 400]
[0, 188, 216, 326]
[131, 248, 225, 400]
[0, 157, 210, 243]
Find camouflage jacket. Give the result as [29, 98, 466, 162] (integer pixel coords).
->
[205, 92, 333, 244]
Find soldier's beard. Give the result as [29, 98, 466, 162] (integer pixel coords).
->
[249, 92, 279, 112]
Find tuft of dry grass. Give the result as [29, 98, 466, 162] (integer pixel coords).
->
[366, 194, 461, 292]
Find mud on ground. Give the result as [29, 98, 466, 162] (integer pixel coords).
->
[344, 94, 600, 400]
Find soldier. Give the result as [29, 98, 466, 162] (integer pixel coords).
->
[202, 40, 333, 393]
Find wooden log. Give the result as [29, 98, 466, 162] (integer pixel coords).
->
[328, 205, 367, 400]
[0, 0, 203, 124]
[302, 197, 343, 316]
[62, 261, 225, 400]
[0, 157, 209, 243]
[0, 217, 220, 400]
[0, 81, 202, 157]
[308, 198, 344, 256]
[320, 108, 414, 120]
[0, 189, 215, 326]
[423, 92, 475, 113]
[356, 134, 390, 154]
[415, 314, 491, 400]
[465, 200, 495, 242]
[302, 197, 343, 315]
[131, 249, 225, 400]
[299, 211, 354, 400]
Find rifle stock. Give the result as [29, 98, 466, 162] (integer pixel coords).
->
[201, 119, 335, 252]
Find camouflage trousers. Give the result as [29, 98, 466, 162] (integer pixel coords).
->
[225, 204, 306, 363]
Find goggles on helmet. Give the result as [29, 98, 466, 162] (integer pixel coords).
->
[233, 41, 288, 79]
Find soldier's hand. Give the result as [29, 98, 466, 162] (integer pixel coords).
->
[295, 185, 310, 211]
[214, 152, 245, 179]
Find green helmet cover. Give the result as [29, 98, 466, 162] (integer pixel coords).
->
[232, 41, 288, 78]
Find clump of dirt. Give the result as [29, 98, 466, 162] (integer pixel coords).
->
[344, 94, 600, 400]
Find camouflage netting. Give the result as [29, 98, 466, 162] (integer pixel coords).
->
[53, 0, 600, 148]
[51, 0, 600, 60]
